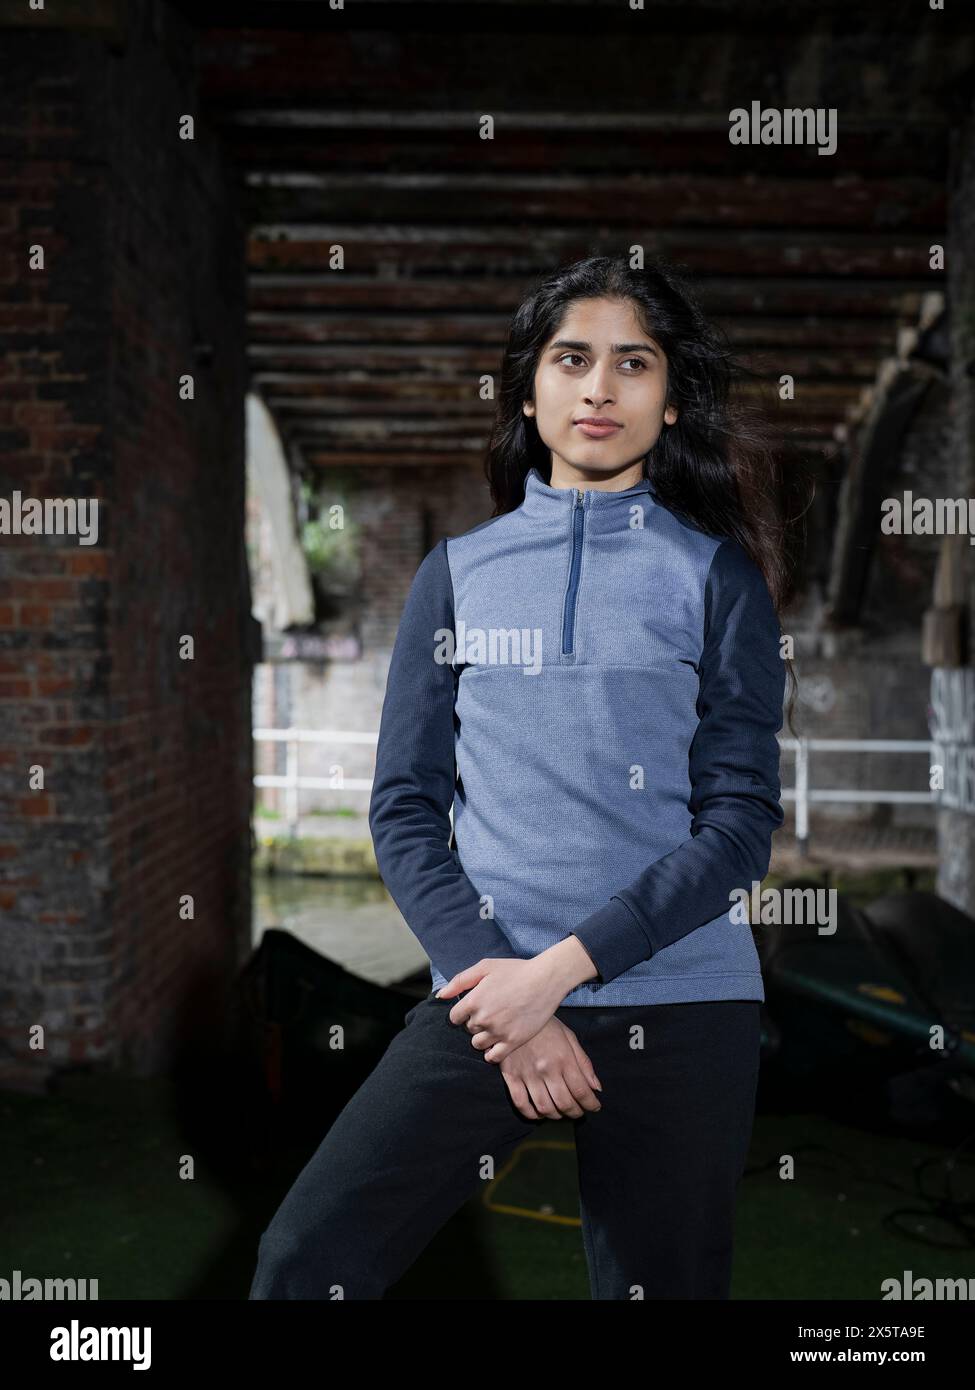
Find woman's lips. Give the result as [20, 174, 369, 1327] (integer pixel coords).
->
[575, 421, 622, 438]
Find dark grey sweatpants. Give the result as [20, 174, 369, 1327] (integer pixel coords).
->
[248, 994, 761, 1300]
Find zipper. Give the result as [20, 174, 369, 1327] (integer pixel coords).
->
[561, 488, 585, 655]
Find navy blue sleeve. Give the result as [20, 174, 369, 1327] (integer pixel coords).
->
[570, 538, 786, 984]
[368, 538, 522, 981]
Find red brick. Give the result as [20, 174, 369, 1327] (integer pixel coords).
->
[38, 726, 92, 746]
[31, 426, 102, 450]
[13, 402, 69, 426]
[67, 552, 109, 576]
[3, 305, 56, 332]
[36, 580, 77, 601]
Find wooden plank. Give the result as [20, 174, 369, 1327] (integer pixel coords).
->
[223, 125, 948, 180]
[244, 310, 900, 351]
[241, 174, 946, 231]
[245, 273, 926, 320]
[245, 229, 944, 278]
[195, 21, 973, 112]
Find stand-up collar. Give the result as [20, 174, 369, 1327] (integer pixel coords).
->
[520, 466, 657, 524]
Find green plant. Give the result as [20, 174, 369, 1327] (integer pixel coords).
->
[299, 479, 361, 587]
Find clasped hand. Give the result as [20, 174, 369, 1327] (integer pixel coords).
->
[435, 956, 567, 1062]
[498, 1016, 603, 1119]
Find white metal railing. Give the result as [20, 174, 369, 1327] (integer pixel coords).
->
[779, 737, 935, 856]
[254, 729, 940, 850]
[254, 727, 378, 835]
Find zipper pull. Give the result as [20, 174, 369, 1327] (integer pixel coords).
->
[576, 489, 583, 505]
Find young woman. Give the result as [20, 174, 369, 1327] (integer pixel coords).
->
[249, 253, 804, 1302]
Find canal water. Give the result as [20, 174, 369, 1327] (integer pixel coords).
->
[251, 869, 430, 988]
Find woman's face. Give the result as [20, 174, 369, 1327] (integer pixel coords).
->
[524, 295, 678, 485]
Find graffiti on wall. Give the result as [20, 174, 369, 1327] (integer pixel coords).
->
[928, 666, 975, 814]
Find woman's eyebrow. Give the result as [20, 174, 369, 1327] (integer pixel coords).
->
[549, 339, 660, 357]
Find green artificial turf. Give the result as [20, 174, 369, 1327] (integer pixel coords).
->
[3, 1070, 973, 1301]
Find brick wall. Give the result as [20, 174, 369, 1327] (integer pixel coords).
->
[0, 1, 251, 1090]
[342, 463, 493, 649]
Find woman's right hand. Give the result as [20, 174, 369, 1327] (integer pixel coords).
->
[498, 1015, 603, 1120]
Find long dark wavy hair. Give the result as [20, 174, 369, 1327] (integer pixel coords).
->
[483, 252, 810, 737]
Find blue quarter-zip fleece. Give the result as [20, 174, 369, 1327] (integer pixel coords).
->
[368, 466, 786, 1006]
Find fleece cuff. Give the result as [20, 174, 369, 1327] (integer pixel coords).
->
[570, 897, 653, 986]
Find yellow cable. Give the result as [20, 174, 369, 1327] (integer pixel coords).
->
[480, 1139, 582, 1226]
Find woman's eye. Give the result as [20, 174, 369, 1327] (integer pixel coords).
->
[556, 353, 645, 371]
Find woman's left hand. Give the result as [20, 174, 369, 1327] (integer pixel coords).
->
[435, 957, 566, 1062]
